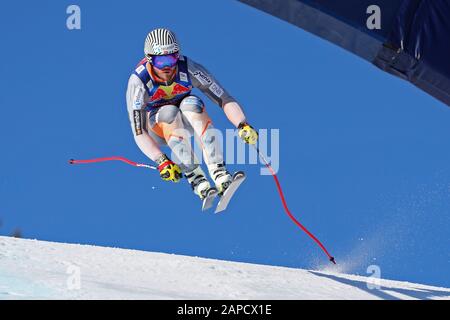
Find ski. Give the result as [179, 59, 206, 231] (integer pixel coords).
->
[202, 187, 219, 211]
[215, 171, 246, 214]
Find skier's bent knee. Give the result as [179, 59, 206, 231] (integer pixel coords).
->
[180, 96, 204, 113]
[154, 105, 180, 124]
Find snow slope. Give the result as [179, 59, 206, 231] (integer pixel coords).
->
[0, 236, 449, 300]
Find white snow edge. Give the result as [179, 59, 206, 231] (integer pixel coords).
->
[0, 236, 449, 300]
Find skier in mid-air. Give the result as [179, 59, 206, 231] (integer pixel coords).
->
[126, 28, 258, 203]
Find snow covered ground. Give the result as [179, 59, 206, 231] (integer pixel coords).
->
[0, 236, 449, 300]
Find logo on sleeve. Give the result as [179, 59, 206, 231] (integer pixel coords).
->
[209, 82, 224, 98]
[133, 87, 144, 109]
[193, 71, 212, 86]
[133, 110, 143, 135]
[134, 100, 142, 109]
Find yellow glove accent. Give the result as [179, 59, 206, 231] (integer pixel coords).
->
[156, 154, 182, 183]
[238, 122, 258, 145]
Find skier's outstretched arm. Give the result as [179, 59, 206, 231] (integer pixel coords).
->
[187, 58, 258, 144]
[222, 101, 246, 128]
[126, 75, 163, 162]
[187, 59, 247, 128]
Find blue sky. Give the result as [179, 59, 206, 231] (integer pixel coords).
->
[1, 0, 449, 289]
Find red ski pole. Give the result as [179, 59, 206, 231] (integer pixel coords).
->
[69, 156, 157, 170]
[254, 146, 336, 265]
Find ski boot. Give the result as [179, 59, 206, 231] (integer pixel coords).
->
[185, 166, 214, 200]
[208, 162, 233, 196]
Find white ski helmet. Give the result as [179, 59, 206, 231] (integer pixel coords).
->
[144, 28, 180, 60]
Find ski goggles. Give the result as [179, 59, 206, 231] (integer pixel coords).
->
[151, 53, 180, 69]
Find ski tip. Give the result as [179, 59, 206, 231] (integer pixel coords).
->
[329, 257, 337, 265]
[69, 159, 75, 164]
[233, 171, 246, 179]
[201, 188, 219, 212]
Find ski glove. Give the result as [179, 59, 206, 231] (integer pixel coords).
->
[238, 122, 258, 145]
[156, 154, 182, 183]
